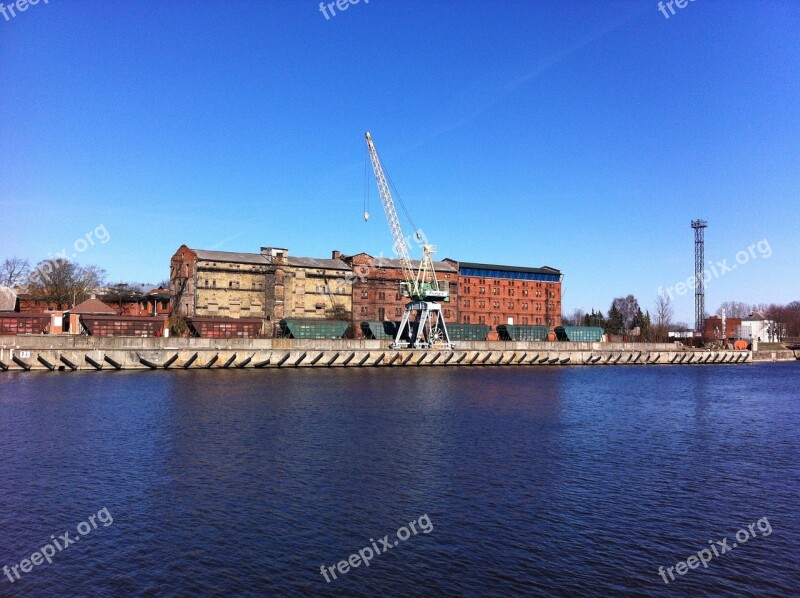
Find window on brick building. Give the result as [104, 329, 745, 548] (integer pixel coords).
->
[492, 288, 499, 296]
[395, 307, 402, 316]
[378, 291, 386, 300]
[480, 278, 485, 284]
[361, 291, 368, 298]
[479, 287, 485, 294]
[523, 290, 528, 296]
[479, 301, 485, 308]
[361, 306, 368, 314]
[396, 293, 400, 300]
[444, 309, 450, 317]
[479, 315, 485, 324]
[493, 316, 499, 324]
[508, 302, 514, 309]
[378, 308, 385, 320]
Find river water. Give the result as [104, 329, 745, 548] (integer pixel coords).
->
[1, 363, 798, 597]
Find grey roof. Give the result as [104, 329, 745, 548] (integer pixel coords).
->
[0, 286, 18, 311]
[286, 256, 350, 270]
[192, 248, 350, 270]
[194, 249, 270, 265]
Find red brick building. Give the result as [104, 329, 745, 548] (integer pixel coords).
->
[704, 316, 742, 341]
[450, 261, 562, 329]
[342, 253, 459, 325]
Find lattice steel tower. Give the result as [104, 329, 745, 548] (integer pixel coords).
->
[691, 220, 708, 334]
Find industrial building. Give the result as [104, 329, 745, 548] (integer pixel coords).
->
[169, 244, 562, 338]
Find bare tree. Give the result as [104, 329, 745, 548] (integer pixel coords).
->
[716, 301, 752, 318]
[1, 257, 30, 287]
[103, 282, 143, 314]
[613, 295, 641, 331]
[27, 260, 106, 309]
[784, 301, 800, 338]
[654, 293, 674, 341]
[561, 307, 585, 326]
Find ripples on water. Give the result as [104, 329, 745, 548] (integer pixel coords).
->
[0, 363, 798, 596]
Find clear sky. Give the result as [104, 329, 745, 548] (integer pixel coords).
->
[1, 0, 798, 323]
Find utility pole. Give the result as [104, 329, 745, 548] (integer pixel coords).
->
[691, 220, 708, 336]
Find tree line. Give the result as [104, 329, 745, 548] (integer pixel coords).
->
[1, 256, 167, 310]
[563, 294, 800, 342]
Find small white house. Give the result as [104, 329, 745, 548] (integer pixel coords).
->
[736, 311, 781, 342]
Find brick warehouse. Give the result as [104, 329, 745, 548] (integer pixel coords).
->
[170, 245, 561, 337]
[451, 261, 563, 328]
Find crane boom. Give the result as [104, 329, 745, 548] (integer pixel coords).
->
[365, 132, 415, 289]
[363, 131, 453, 349]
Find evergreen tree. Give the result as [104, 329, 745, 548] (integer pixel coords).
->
[607, 303, 624, 335]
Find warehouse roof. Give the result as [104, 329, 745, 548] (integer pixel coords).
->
[286, 256, 350, 270]
[458, 261, 561, 275]
[192, 249, 350, 270]
[369, 256, 458, 273]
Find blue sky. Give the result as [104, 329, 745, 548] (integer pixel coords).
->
[1, 0, 798, 323]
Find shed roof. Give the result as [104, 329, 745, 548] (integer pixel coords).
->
[70, 298, 117, 314]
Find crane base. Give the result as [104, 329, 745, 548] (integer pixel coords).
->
[391, 300, 454, 350]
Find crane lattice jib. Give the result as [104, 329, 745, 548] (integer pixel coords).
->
[365, 132, 415, 290]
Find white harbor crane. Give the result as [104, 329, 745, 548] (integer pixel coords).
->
[364, 131, 453, 349]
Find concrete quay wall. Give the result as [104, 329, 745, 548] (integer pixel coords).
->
[0, 336, 765, 373]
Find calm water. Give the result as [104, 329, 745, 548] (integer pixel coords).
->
[0, 363, 798, 597]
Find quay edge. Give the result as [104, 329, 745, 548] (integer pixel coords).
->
[0, 335, 788, 373]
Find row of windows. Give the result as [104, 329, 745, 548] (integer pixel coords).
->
[461, 300, 557, 311]
[202, 279, 264, 291]
[466, 286, 558, 297]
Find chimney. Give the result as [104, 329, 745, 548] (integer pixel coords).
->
[332, 250, 342, 260]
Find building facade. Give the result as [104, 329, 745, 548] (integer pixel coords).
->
[170, 245, 352, 335]
[451, 261, 563, 328]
